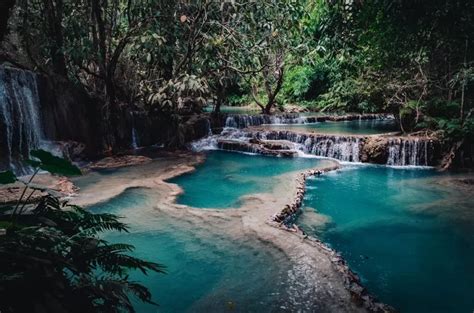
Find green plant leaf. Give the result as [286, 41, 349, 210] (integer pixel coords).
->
[0, 171, 17, 184]
[25, 159, 41, 167]
[29, 150, 82, 176]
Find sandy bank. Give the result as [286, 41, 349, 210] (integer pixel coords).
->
[70, 152, 392, 312]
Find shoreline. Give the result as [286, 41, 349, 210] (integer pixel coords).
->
[268, 163, 395, 313]
[69, 151, 394, 312]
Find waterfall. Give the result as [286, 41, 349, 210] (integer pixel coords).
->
[386, 138, 429, 166]
[131, 127, 139, 149]
[192, 112, 434, 166]
[205, 118, 213, 136]
[253, 131, 362, 162]
[0, 67, 44, 174]
[130, 112, 140, 150]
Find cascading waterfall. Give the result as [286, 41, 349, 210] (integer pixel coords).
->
[386, 138, 429, 166]
[192, 113, 433, 166]
[253, 131, 362, 162]
[0, 67, 44, 174]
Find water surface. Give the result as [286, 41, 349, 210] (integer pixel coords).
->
[169, 150, 324, 208]
[260, 119, 398, 135]
[299, 166, 474, 313]
[89, 188, 291, 313]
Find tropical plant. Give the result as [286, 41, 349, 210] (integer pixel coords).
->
[0, 150, 164, 313]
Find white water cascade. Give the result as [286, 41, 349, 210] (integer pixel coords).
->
[0, 67, 45, 174]
[192, 112, 434, 166]
[254, 131, 362, 162]
[386, 138, 429, 166]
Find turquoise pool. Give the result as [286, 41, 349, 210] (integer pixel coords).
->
[169, 150, 324, 208]
[89, 188, 292, 313]
[299, 166, 474, 313]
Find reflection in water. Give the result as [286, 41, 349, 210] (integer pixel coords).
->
[169, 150, 326, 208]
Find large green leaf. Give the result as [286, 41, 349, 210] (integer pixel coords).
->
[0, 171, 17, 184]
[29, 150, 82, 176]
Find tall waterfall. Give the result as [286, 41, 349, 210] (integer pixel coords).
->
[386, 138, 429, 166]
[0, 67, 44, 174]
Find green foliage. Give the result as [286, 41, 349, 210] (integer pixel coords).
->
[0, 153, 164, 313]
[0, 171, 16, 185]
[7, 0, 474, 142]
[282, 65, 316, 100]
[28, 150, 82, 176]
[227, 94, 251, 107]
[146, 74, 209, 114]
[0, 195, 165, 313]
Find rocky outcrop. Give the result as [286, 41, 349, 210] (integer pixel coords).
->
[269, 162, 395, 313]
[88, 155, 152, 170]
[217, 139, 297, 157]
[251, 130, 364, 162]
[360, 137, 388, 164]
[236, 129, 439, 166]
[271, 164, 340, 224]
[181, 114, 212, 143]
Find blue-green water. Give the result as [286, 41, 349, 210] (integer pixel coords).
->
[169, 150, 324, 208]
[300, 166, 474, 313]
[89, 188, 291, 313]
[262, 119, 398, 135]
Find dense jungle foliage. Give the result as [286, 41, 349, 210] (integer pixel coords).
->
[1, 0, 473, 151]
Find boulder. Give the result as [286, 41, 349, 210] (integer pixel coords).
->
[360, 137, 388, 164]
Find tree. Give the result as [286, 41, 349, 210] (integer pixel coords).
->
[219, 0, 308, 114]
